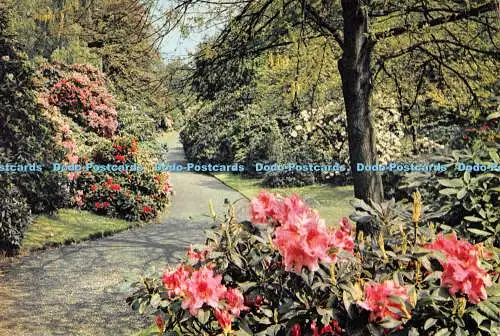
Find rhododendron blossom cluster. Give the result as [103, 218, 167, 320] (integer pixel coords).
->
[250, 191, 354, 273]
[39, 63, 118, 138]
[358, 280, 411, 322]
[161, 263, 248, 332]
[425, 232, 493, 304]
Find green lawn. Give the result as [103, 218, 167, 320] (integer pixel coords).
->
[214, 173, 354, 226]
[22, 209, 141, 251]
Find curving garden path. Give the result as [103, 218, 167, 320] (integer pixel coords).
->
[0, 133, 249, 336]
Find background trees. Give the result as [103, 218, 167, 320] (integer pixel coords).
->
[174, 0, 498, 202]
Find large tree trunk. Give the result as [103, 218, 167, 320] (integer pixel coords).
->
[338, 0, 383, 204]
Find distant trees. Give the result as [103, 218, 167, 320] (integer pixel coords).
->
[174, 0, 498, 203]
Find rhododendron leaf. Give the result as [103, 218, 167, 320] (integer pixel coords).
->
[470, 310, 488, 326]
[379, 318, 402, 329]
[262, 324, 281, 336]
[457, 188, 467, 200]
[138, 301, 148, 314]
[236, 318, 253, 335]
[464, 216, 483, 222]
[350, 199, 372, 212]
[467, 228, 491, 236]
[439, 188, 459, 195]
[230, 250, 244, 268]
[477, 301, 499, 321]
[434, 328, 450, 336]
[408, 327, 419, 336]
[196, 309, 209, 324]
[343, 290, 354, 318]
[423, 317, 438, 330]
[438, 178, 464, 188]
[150, 293, 161, 307]
[316, 307, 333, 326]
[366, 324, 383, 336]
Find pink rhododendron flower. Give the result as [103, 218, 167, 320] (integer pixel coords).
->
[162, 265, 192, 297]
[250, 190, 279, 223]
[328, 217, 355, 260]
[273, 194, 315, 227]
[214, 308, 233, 334]
[270, 196, 354, 273]
[224, 288, 248, 316]
[358, 280, 410, 322]
[274, 213, 332, 273]
[181, 266, 227, 315]
[250, 191, 355, 273]
[426, 233, 493, 303]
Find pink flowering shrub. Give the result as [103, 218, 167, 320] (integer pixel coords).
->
[127, 192, 499, 335]
[37, 62, 118, 137]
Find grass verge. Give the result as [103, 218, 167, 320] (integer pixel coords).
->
[22, 209, 142, 251]
[214, 173, 354, 225]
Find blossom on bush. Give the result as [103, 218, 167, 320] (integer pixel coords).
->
[181, 266, 227, 315]
[251, 191, 354, 273]
[274, 211, 332, 273]
[77, 137, 172, 221]
[223, 288, 248, 316]
[40, 62, 118, 137]
[214, 308, 233, 334]
[425, 232, 493, 303]
[250, 190, 279, 223]
[358, 280, 411, 322]
[162, 265, 192, 297]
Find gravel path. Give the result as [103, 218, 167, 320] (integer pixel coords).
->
[0, 133, 249, 336]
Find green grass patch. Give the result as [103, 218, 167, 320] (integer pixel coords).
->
[214, 173, 354, 225]
[22, 209, 140, 251]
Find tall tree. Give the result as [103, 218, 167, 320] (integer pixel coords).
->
[171, 0, 498, 203]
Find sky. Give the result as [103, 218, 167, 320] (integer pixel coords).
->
[155, 0, 220, 61]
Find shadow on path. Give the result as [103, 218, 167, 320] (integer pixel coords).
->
[0, 132, 249, 336]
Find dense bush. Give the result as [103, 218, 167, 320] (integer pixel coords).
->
[127, 191, 499, 335]
[74, 136, 173, 221]
[180, 98, 405, 185]
[399, 134, 499, 245]
[36, 61, 118, 137]
[262, 171, 315, 188]
[0, 8, 70, 217]
[0, 179, 31, 254]
[117, 101, 158, 141]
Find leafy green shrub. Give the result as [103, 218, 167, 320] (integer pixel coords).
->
[117, 101, 157, 141]
[262, 170, 315, 188]
[75, 136, 173, 221]
[127, 191, 499, 336]
[181, 97, 405, 186]
[0, 180, 31, 254]
[400, 142, 499, 244]
[0, 8, 70, 215]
